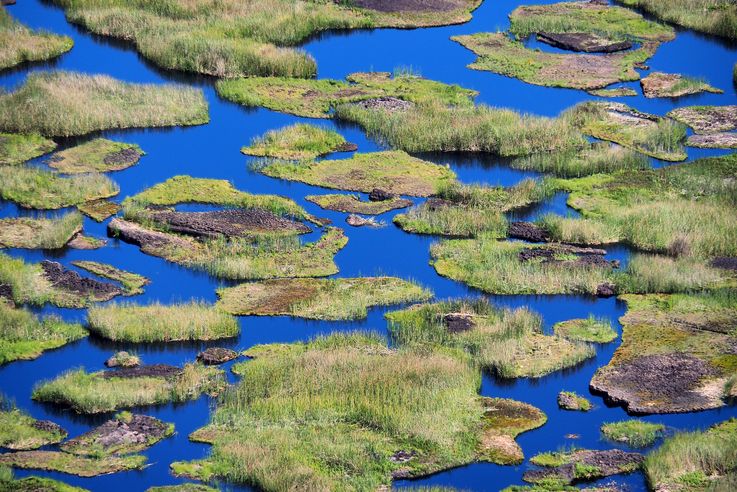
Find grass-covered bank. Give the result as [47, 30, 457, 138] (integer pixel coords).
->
[49, 139, 144, 174]
[0, 72, 208, 137]
[0, 213, 82, 249]
[306, 193, 412, 215]
[617, 0, 737, 39]
[71, 261, 148, 295]
[242, 124, 352, 160]
[0, 400, 67, 450]
[0, 9, 73, 71]
[0, 133, 56, 166]
[0, 465, 88, 491]
[511, 143, 648, 178]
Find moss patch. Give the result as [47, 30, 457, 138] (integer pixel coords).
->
[553, 317, 617, 343]
[88, 301, 239, 342]
[0, 451, 145, 477]
[172, 332, 544, 490]
[32, 363, 226, 414]
[0, 71, 208, 137]
[0, 133, 56, 166]
[306, 193, 412, 214]
[49, 139, 144, 173]
[0, 302, 87, 365]
[242, 124, 353, 160]
[0, 213, 82, 249]
[78, 199, 120, 222]
[258, 150, 456, 197]
[479, 398, 547, 465]
[601, 420, 664, 447]
[0, 9, 73, 71]
[216, 277, 431, 320]
[0, 403, 66, 450]
[387, 299, 594, 378]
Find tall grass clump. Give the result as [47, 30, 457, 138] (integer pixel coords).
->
[0, 9, 73, 70]
[0, 71, 208, 137]
[241, 123, 348, 160]
[0, 212, 83, 249]
[618, 0, 737, 39]
[553, 316, 617, 343]
[512, 143, 649, 177]
[87, 301, 239, 342]
[601, 420, 664, 448]
[0, 398, 67, 450]
[536, 214, 621, 245]
[617, 254, 725, 293]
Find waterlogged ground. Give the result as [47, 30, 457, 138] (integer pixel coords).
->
[1, 0, 736, 490]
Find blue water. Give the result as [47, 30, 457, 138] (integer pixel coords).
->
[1, 0, 736, 490]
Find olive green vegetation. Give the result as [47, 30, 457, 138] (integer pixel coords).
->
[0, 466, 88, 492]
[216, 277, 431, 320]
[242, 124, 350, 160]
[644, 418, 737, 490]
[305, 193, 413, 215]
[146, 485, 218, 492]
[257, 150, 456, 197]
[334, 99, 586, 156]
[171, 332, 545, 490]
[550, 153, 737, 258]
[557, 391, 591, 411]
[87, 301, 239, 342]
[0, 450, 146, 477]
[106, 351, 140, 368]
[71, 261, 149, 295]
[511, 143, 648, 178]
[553, 316, 617, 343]
[590, 291, 737, 414]
[78, 199, 120, 222]
[565, 101, 687, 161]
[123, 175, 311, 222]
[0, 303, 87, 365]
[0, 401, 66, 450]
[617, 0, 737, 39]
[386, 299, 594, 378]
[430, 238, 726, 296]
[0, 71, 208, 137]
[0, 133, 56, 166]
[601, 420, 664, 447]
[109, 218, 347, 280]
[452, 32, 658, 91]
[53, 1, 480, 79]
[49, 139, 144, 174]
[394, 179, 552, 238]
[641, 72, 723, 98]
[509, 1, 675, 42]
[527, 449, 641, 485]
[0, 9, 73, 71]
[32, 363, 226, 414]
[217, 71, 477, 118]
[0, 212, 82, 249]
[0, 166, 118, 210]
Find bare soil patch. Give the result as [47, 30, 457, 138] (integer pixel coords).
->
[537, 32, 632, 53]
[687, 132, 737, 149]
[100, 364, 182, 380]
[146, 209, 310, 238]
[668, 105, 737, 134]
[351, 97, 414, 112]
[342, 0, 461, 13]
[61, 414, 171, 456]
[508, 221, 549, 242]
[197, 347, 238, 365]
[40, 260, 122, 301]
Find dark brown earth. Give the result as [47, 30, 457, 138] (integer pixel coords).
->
[596, 282, 617, 298]
[61, 414, 170, 456]
[518, 245, 617, 268]
[537, 32, 632, 53]
[335, 142, 359, 153]
[352, 97, 414, 112]
[145, 208, 310, 239]
[31, 420, 66, 436]
[40, 260, 122, 300]
[590, 352, 721, 414]
[524, 449, 643, 485]
[390, 450, 416, 463]
[425, 197, 454, 210]
[105, 351, 140, 368]
[369, 188, 396, 201]
[108, 218, 196, 254]
[443, 312, 476, 333]
[341, 0, 460, 12]
[711, 256, 737, 271]
[507, 221, 549, 242]
[0, 283, 13, 304]
[100, 364, 182, 380]
[103, 147, 142, 167]
[197, 347, 238, 365]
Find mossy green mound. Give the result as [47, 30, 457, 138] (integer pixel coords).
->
[0, 10, 73, 71]
[78, 199, 120, 222]
[0, 166, 118, 210]
[0, 133, 56, 166]
[601, 420, 664, 447]
[394, 179, 550, 238]
[172, 332, 545, 490]
[258, 150, 456, 197]
[557, 391, 592, 411]
[216, 277, 431, 320]
[0, 403, 66, 450]
[0, 303, 87, 365]
[590, 291, 737, 414]
[242, 124, 352, 160]
[49, 139, 144, 173]
[217, 71, 477, 118]
[387, 299, 594, 378]
[511, 143, 648, 178]
[617, 0, 737, 40]
[0, 71, 208, 137]
[88, 301, 239, 342]
[0, 450, 146, 477]
[565, 101, 686, 161]
[644, 418, 737, 490]
[71, 261, 149, 295]
[0, 213, 82, 249]
[32, 363, 226, 414]
[553, 316, 617, 343]
[550, 153, 737, 258]
[306, 193, 412, 214]
[452, 32, 658, 91]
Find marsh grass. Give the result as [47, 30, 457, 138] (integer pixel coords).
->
[0, 300, 86, 366]
[0, 71, 208, 137]
[617, 0, 737, 39]
[71, 261, 148, 295]
[0, 212, 82, 249]
[87, 301, 239, 342]
[0, 133, 56, 166]
[0, 9, 73, 70]
[536, 214, 621, 245]
[216, 277, 432, 320]
[553, 316, 617, 343]
[0, 450, 146, 477]
[601, 420, 664, 447]
[386, 299, 594, 378]
[242, 124, 348, 160]
[0, 466, 87, 491]
[306, 193, 412, 215]
[511, 143, 648, 178]
[0, 399, 67, 450]
[0, 166, 118, 209]
[335, 100, 585, 156]
[32, 363, 225, 413]
[49, 139, 144, 174]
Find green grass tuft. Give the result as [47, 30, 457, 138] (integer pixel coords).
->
[0, 133, 56, 166]
[553, 316, 617, 343]
[0, 212, 82, 249]
[601, 420, 664, 447]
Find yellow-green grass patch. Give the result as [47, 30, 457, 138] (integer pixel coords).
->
[0, 71, 208, 137]
[511, 143, 648, 178]
[0, 133, 56, 166]
[553, 316, 617, 343]
[216, 277, 431, 320]
[0, 9, 73, 71]
[0, 403, 66, 450]
[146, 485, 218, 492]
[0, 451, 145, 477]
[0, 466, 88, 491]
[71, 261, 148, 295]
[49, 139, 144, 174]
[0, 212, 82, 249]
[242, 124, 352, 160]
[306, 193, 413, 214]
[601, 420, 664, 448]
[617, 0, 737, 40]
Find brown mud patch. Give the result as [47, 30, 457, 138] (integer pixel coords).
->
[61, 414, 171, 456]
[103, 147, 142, 167]
[537, 32, 632, 53]
[197, 347, 238, 365]
[641, 72, 723, 98]
[145, 208, 310, 238]
[443, 312, 476, 333]
[351, 96, 414, 112]
[100, 364, 182, 380]
[518, 245, 617, 268]
[41, 260, 122, 301]
[711, 256, 737, 271]
[508, 221, 550, 242]
[668, 105, 737, 134]
[341, 0, 461, 12]
[108, 218, 196, 253]
[687, 132, 737, 149]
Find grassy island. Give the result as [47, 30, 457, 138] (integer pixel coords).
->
[0, 213, 82, 249]
[0, 9, 73, 71]
[242, 124, 352, 160]
[0, 133, 56, 166]
[49, 139, 144, 173]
